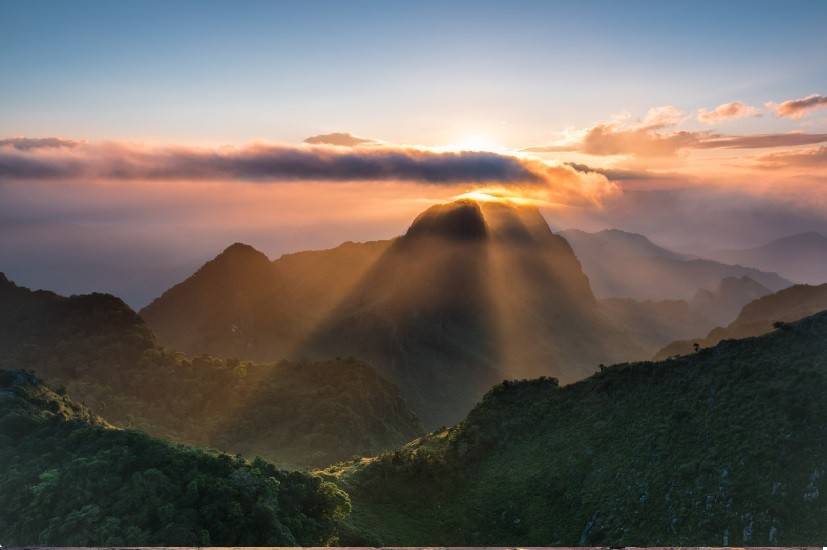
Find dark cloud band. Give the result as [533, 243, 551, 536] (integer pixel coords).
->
[0, 141, 542, 185]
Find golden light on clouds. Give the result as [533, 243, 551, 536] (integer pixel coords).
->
[452, 189, 551, 206]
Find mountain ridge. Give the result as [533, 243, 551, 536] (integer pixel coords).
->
[684, 231, 827, 285]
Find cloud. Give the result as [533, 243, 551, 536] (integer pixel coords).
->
[523, 126, 701, 157]
[0, 137, 82, 150]
[564, 162, 683, 182]
[756, 146, 827, 169]
[522, 106, 698, 158]
[0, 137, 618, 206]
[693, 133, 827, 149]
[550, 185, 827, 251]
[522, 102, 827, 158]
[638, 105, 685, 129]
[523, 126, 827, 157]
[697, 101, 760, 123]
[767, 94, 827, 119]
[303, 132, 377, 146]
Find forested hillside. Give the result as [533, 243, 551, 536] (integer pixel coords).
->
[0, 274, 422, 468]
[326, 311, 827, 546]
[0, 369, 350, 546]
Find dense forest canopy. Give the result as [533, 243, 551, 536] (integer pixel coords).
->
[0, 369, 350, 546]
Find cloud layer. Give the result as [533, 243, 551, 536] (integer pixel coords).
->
[523, 104, 827, 158]
[757, 146, 827, 170]
[0, 138, 617, 206]
[767, 94, 827, 119]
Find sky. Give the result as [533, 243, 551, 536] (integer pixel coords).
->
[1, 0, 826, 307]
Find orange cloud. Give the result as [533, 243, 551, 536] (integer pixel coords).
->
[637, 105, 686, 129]
[697, 101, 760, 123]
[523, 114, 827, 157]
[303, 132, 378, 146]
[756, 146, 827, 170]
[693, 133, 827, 149]
[767, 94, 827, 119]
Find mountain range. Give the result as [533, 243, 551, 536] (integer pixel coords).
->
[683, 231, 827, 285]
[654, 282, 827, 360]
[4, 197, 827, 546]
[141, 200, 647, 427]
[559, 228, 790, 301]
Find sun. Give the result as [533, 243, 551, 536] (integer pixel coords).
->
[439, 133, 505, 152]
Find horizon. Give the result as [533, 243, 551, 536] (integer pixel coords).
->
[2, 0, 826, 305]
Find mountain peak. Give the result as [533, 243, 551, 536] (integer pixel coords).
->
[405, 199, 488, 241]
[767, 231, 826, 247]
[215, 242, 271, 264]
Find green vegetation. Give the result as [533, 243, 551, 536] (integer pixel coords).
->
[0, 273, 422, 469]
[325, 311, 827, 546]
[0, 369, 350, 546]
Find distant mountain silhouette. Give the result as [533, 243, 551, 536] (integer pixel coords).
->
[654, 282, 827, 360]
[690, 275, 772, 325]
[600, 276, 774, 352]
[140, 240, 391, 358]
[689, 231, 827, 285]
[142, 200, 646, 427]
[600, 297, 716, 352]
[560, 228, 790, 300]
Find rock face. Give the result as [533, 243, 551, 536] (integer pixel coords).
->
[141, 200, 645, 428]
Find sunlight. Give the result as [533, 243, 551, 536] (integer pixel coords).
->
[452, 188, 551, 206]
[439, 133, 506, 153]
